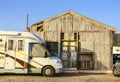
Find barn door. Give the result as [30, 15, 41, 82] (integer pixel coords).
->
[5, 38, 16, 69]
[62, 41, 77, 69]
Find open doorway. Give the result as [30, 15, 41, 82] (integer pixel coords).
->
[78, 53, 93, 70]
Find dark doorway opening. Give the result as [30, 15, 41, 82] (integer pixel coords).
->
[78, 53, 93, 70]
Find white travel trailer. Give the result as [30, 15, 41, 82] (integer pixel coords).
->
[0, 31, 62, 76]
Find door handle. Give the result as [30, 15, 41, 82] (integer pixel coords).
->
[5, 54, 9, 57]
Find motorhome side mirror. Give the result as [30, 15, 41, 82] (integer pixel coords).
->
[44, 52, 48, 57]
[29, 56, 33, 59]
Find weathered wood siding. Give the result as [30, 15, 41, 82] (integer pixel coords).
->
[30, 12, 115, 70]
[79, 31, 112, 70]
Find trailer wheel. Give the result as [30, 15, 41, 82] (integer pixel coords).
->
[113, 67, 119, 76]
[42, 66, 55, 77]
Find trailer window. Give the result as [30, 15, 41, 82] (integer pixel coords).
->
[8, 40, 14, 50]
[18, 40, 24, 51]
[29, 43, 47, 57]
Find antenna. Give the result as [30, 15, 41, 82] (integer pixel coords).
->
[26, 14, 30, 32]
[27, 14, 28, 28]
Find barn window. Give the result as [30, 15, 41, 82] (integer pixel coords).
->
[61, 33, 64, 40]
[74, 33, 77, 40]
[78, 34, 80, 40]
[37, 26, 43, 32]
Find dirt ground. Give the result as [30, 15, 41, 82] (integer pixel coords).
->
[0, 72, 119, 82]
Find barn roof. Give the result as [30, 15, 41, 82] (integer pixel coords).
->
[32, 10, 117, 32]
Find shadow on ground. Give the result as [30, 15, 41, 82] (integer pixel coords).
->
[0, 72, 112, 77]
[54, 72, 107, 77]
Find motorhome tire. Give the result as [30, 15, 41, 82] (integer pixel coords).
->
[42, 66, 55, 77]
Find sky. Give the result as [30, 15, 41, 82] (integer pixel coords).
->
[0, 0, 120, 33]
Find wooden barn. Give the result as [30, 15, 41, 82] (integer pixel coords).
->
[28, 11, 117, 71]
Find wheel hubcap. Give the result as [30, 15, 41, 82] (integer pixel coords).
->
[45, 69, 52, 75]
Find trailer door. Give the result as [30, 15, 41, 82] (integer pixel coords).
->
[5, 38, 16, 69]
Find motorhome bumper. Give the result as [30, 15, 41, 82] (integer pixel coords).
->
[55, 68, 63, 73]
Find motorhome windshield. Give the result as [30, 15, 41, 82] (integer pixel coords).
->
[29, 43, 50, 57]
[32, 33, 45, 43]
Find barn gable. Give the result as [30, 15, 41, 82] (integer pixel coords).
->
[31, 10, 117, 32]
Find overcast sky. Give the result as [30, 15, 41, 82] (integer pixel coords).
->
[0, 0, 120, 33]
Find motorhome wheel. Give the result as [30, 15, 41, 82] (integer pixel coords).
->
[42, 66, 55, 77]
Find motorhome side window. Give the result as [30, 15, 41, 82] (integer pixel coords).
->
[29, 43, 46, 57]
[18, 40, 24, 51]
[8, 40, 14, 50]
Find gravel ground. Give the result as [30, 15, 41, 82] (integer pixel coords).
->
[0, 72, 119, 82]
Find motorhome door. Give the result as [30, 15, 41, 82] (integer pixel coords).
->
[5, 38, 16, 69]
[28, 43, 45, 73]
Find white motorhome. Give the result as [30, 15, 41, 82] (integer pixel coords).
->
[0, 31, 62, 76]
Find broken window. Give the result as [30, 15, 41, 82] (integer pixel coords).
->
[37, 25, 43, 32]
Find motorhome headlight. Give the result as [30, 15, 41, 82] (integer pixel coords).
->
[56, 60, 61, 64]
